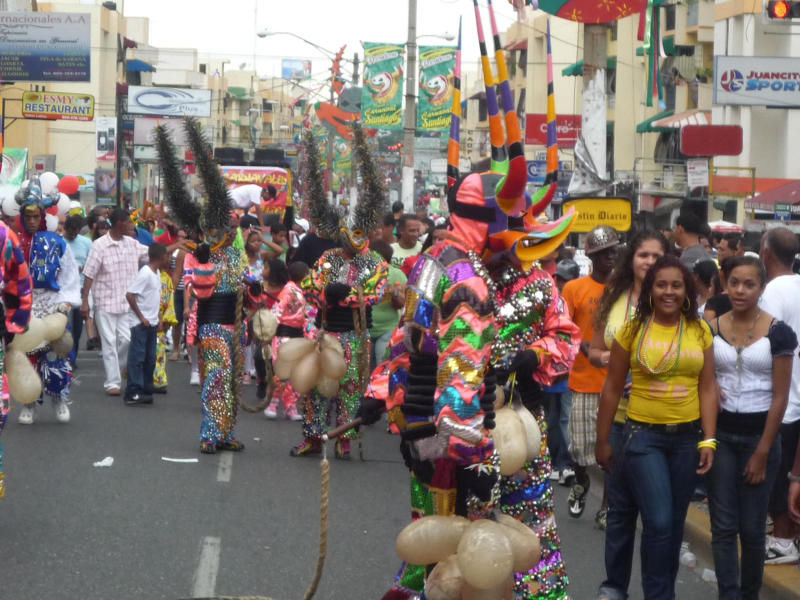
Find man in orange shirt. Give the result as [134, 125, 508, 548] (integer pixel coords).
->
[562, 225, 619, 521]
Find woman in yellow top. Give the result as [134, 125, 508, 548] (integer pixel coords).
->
[589, 230, 667, 599]
[596, 253, 717, 600]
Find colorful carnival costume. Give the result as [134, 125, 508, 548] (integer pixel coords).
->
[357, 8, 579, 598]
[290, 124, 388, 459]
[265, 279, 307, 420]
[156, 117, 266, 454]
[489, 262, 579, 600]
[0, 223, 33, 497]
[15, 180, 81, 425]
[153, 270, 178, 390]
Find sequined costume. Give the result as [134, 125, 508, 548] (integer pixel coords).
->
[0, 223, 33, 497]
[20, 225, 81, 406]
[268, 280, 308, 415]
[490, 262, 580, 600]
[188, 245, 249, 447]
[299, 247, 387, 448]
[153, 270, 177, 389]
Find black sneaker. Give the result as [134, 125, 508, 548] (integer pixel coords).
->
[125, 393, 153, 405]
[256, 380, 267, 400]
[568, 482, 589, 518]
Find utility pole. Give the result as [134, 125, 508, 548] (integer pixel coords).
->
[401, 0, 417, 213]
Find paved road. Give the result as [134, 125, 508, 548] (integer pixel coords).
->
[0, 351, 747, 600]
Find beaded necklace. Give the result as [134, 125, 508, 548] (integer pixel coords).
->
[635, 315, 685, 377]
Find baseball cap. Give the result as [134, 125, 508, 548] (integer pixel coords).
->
[294, 217, 310, 232]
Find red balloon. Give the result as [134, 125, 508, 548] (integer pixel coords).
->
[58, 175, 80, 196]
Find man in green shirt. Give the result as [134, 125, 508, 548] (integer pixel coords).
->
[370, 240, 406, 367]
[390, 214, 422, 269]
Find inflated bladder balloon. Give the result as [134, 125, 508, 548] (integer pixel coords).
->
[51, 331, 74, 358]
[492, 407, 528, 475]
[278, 337, 316, 364]
[461, 577, 514, 600]
[320, 347, 347, 379]
[425, 554, 465, 600]
[290, 350, 320, 395]
[396, 515, 470, 565]
[251, 309, 278, 342]
[1, 192, 20, 217]
[514, 402, 542, 461]
[9, 317, 46, 353]
[42, 312, 68, 342]
[45, 213, 59, 232]
[6, 349, 42, 405]
[39, 172, 59, 195]
[315, 375, 340, 398]
[495, 513, 542, 573]
[320, 333, 345, 356]
[456, 520, 514, 590]
[57, 175, 80, 196]
[494, 385, 506, 411]
[274, 356, 293, 380]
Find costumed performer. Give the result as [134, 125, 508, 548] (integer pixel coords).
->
[153, 268, 178, 392]
[291, 123, 388, 460]
[15, 178, 81, 425]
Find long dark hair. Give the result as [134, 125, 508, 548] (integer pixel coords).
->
[596, 229, 669, 327]
[635, 254, 700, 323]
[693, 259, 721, 296]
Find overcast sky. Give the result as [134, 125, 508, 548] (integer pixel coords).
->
[124, 0, 521, 84]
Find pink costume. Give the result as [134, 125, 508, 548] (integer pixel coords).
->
[269, 281, 308, 413]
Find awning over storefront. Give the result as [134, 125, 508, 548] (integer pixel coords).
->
[651, 109, 710, 129]
[635, 110, 674, 133]
[561, 57, 617, 77]
[227, 87, 252, 101]
[126, 59, 155, 72]
[744, 180, 800, 210]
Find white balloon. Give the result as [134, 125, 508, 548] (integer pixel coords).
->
[40, 172, 59, 195]
[492, 407, 528, 476]
[6, 349, 42, 405]
[56, 193, 71, 216]
[45, 213, 59, 232]
[42, 312, 68, 342]
[9, 317, 46, 353]
[514, 402, 543, 461]
[52, 331, 74, 358]
[1, 193, 20, 218]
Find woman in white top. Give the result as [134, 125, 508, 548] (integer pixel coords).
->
[709, 255, 796, 600]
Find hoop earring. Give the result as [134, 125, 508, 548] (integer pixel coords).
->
[683, 297, 691, 313]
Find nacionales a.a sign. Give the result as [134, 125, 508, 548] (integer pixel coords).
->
[714, 56, 800, 106]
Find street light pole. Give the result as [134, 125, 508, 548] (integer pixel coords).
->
[401, 0, 417, 213]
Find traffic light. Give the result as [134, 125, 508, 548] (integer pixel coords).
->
[766, 0, 800, 19]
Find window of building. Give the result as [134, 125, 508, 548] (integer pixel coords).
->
[478, 98, 488, 122]
[664, 4, 676, 30]
[610, 21, 618, 41]
[199, 64, 207, 74]
[263, 122, 273, 136]
[262, 100, 274, 113]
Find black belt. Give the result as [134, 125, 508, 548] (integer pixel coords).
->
[314, 304, 373, 333]
[197, 293, 237, 326]
[275, 324, 304, 338]
[626, 418, 701, 434]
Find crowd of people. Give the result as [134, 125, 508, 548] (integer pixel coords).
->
[3, 120, 800, 600]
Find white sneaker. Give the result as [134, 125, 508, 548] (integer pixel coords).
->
[559, 467, 576, 486]
[764, 537, 800, 565]
[54, 400, 70, 423]
[190, 371, 200, 386]
[263, 406, 278, 420]
[550, 470, 561, 481]
[18, 405, 35, 425]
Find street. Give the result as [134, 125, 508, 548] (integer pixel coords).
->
[0, 353, 756, 600]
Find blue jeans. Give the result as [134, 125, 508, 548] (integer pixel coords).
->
[623, 423, 700, 600]
[371, 329, 393, 370]
[598, 421, 639, 600]
[708, 430, 781, 600]
[546, 390, 573, 471]
[125, 323, 157, 398]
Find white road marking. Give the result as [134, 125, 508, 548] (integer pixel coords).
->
[192, 536, 221, 597]
[217, 452, 233, 483]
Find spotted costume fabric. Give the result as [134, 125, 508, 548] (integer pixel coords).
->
[154, 271, 178, 389]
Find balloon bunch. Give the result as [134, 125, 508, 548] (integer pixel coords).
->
[491, 398, 542, 476]
[1, 172, 80, 231]
[5, 313, 71, 405]
[396, 513, 541, 600]
[273, 334, 348, 397]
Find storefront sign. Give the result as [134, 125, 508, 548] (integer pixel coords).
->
[561, 197, 632, 232]
[686, 158, 709, 190]
[0, 12, 90, 82]
[714, 56, 800, 107]
[22, 91, 94, 121]
[127, 86, 212, 118]
[525, 114, 581, 148]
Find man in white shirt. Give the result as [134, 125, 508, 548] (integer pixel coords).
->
[229, 184, 270, 226]
[390, 214, 423, 269]
[760, 226, 800, 564]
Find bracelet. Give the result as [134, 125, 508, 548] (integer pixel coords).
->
[789, 472, 800, 484]
[697, 439, 718, 451]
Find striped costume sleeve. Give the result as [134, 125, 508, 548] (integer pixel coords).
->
[1, 227, 33, 334]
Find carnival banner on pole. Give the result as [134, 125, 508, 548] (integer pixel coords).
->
[361, 42, 405, 130]
[417, 46, 457, 132]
